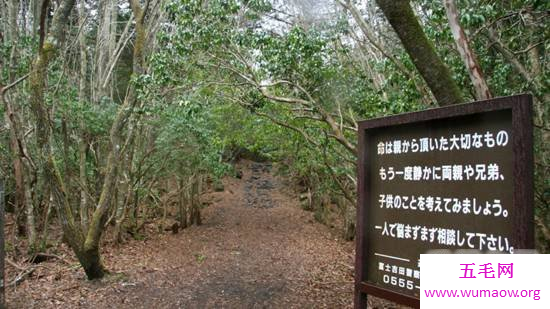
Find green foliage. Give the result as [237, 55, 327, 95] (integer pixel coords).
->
[145, 95, 231, 180]
[1, 0, 547, 254]
[194, 252, 207, 264]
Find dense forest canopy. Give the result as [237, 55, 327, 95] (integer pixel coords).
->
[0, 0, 548, 279]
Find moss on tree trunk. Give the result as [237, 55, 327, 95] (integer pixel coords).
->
[74, 245, 106, 279]
[376, 0, 464, 106]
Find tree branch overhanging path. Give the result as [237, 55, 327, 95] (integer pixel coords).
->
[375, 0, 465, 106]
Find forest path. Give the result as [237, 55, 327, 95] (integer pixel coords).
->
[10, 160, 354, 308]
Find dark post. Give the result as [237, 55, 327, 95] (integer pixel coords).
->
[0, 180, 4, 308]
[354, 127, 368, 308]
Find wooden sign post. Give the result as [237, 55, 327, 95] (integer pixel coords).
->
[355, 94, 534, 308]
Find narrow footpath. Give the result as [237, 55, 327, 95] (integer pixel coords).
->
[9, 161, 355, 308]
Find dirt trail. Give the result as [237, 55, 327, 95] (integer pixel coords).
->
[8, 161, 355, 308]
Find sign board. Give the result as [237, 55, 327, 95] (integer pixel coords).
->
[355, 95, 534, 308]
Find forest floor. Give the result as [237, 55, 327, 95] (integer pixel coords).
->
[5, 160, 398, 308]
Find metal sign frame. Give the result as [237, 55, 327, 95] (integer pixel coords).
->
[355, 94, 534, 308]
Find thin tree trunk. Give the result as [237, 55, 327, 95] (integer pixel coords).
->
[337, 0, 432, 104]
[32, 0, 41, 34]
[7, 0, 19, 81]
[114, 176, 132, 243]
[0, 0, 5, 38]
[29, 0, 77, 254]
[7, 0, 37, 247]
[39, 193, 54, 249]
[190, 175, 202, 226]
[79, 0, 149, 279]
[94, 0, 119, 102]
[114, 113, 138, 242]
[27, 0, 95, 274]
[61, 117, 73, 208]
[5, 102, 27, 236]
[77, 0, 90, 233]
[486, 28, 547, 105]
[79, 139, 89, 232]
[178, 178, 188, 229]
[524, 10, 545, 126]
[108, 0, 118, 98]
[94, 0, 111, 102]
[3, 2, 31, 239]
[443, 0, 491, 100]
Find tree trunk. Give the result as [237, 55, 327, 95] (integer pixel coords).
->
[27, 0, 108, 277]
[375, 0, 464, 106]
[6, 0, 36, 246]
[337, 0, 433, 104]
[5, 105, 27, 236]
[178, 179, 188, 229]
[75, 245, 106, 279]
[115, 118, 138, 242]
[113, 195, 126, 243]
[79, 139, 89, 232]
[524, 10, 545, 127]
[342, 200, 355, 241]
[79, 0, 148, 279]
[39, 193, 53, 249]
[93, 0, 117, 102]
[114, 174, 133, 243]
[7, 0, 19, 81]
[0, 0, 5, 38]
[190, 175, 202, 226]
[443, 0, 491, 100]
[77, 0, 89, 233]
[32, 0, 41, 34]
[29, 0, 76, 254]
[485, 28, 547, 105]
[61, 117, 73, 209]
